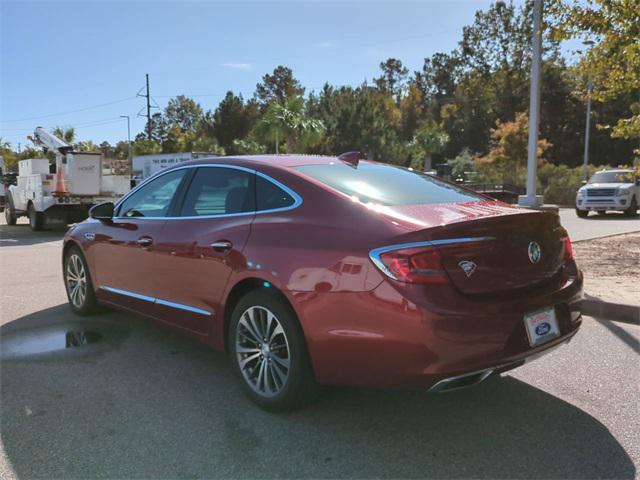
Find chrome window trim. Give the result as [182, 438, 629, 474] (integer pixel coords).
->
[100, 286, 213, 316]
[369, 237, 495, 281]
[114, 163, 302, 221]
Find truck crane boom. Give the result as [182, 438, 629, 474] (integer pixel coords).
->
[32, 127, 73, 154]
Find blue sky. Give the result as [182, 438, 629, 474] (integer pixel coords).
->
[1, 0, 526, 147]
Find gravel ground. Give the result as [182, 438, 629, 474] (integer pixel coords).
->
[573, 232, 640, 306]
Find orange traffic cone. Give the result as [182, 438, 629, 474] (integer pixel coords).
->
[54, 168, 67, 193]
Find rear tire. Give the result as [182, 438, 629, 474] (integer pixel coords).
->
[28, 203, 44, 231]
[624, 196, 638, 217]
[4, 194, 17, 225]
[575, 208, 588, 218]
[229, 289, 320, 411]
[63, 246, 98, 315]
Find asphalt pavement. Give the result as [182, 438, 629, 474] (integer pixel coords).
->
[1, 217, 639, 479]
[558, 208, 640, 242]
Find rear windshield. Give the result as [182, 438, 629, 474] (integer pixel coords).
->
[293, 163, 483, 206]
[588, 171, 634, 184]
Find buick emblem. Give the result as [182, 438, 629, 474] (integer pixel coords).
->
[528, 241, 542, 264]
[458, 260, 477, 277]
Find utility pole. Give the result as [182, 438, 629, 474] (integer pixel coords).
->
[145, 74, 152, 141]
[518, 0, 543, 208]
[581, 40, 595, 183]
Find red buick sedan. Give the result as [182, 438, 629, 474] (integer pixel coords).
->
[63, 154, 583, 410]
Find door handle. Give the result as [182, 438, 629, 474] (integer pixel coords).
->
[210, 241, 232, 252]
[137, 237, 153, 247]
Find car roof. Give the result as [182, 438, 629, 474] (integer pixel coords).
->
[178, 154, 376, 170]
[595, 168, 633, 173]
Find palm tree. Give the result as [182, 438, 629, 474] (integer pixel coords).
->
[256, 98, 324, 153]
[52, 127, 76, 144]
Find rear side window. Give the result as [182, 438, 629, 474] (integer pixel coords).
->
[256, 175, 295, 211]
[294, 163, 482, 206]
[179, 167, 255, 216]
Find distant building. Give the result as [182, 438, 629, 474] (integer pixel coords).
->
[132, 152, 218, 179]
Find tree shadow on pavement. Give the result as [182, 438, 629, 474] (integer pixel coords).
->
[1, 305, 635, 479]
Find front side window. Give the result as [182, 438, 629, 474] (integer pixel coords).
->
[180, 167, 255, 216]
[294, 163, 483, 206]
[118, 169, 186, 218]
[256, 175, 295, 211]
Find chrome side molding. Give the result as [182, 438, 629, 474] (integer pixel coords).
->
[100, 286, 212, 316]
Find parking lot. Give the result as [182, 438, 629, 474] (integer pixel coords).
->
[1, 215, 639, 479]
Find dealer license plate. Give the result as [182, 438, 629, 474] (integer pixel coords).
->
[524, 307, 560, 347]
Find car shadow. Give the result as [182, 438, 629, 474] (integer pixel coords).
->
[1, 305, 635, 479]
[0, 222, 67, 247]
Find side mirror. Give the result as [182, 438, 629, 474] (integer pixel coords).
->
[89, 202, 114, 220]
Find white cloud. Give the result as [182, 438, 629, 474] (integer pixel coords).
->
[220, 63, 252, 70]
[313, 41, 336, 49]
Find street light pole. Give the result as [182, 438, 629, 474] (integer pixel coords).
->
[518, 0, 543, 208]
[582, 78, 593, 182]
[581, 40, 595, 183]
[120, 115, 132, 175]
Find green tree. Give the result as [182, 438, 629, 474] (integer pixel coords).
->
[375, 58, 408, 104]
[52, 127, 76, 144]
[253, 97, 324, 153]
[551, 0, 640, 147]
[164, 95, 204, 132]
[212, 92, 259, 154]
[255, 66, 305, 106]
[409, 121, 449, 171]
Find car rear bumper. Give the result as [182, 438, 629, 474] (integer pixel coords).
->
[294, 271, 583, 390]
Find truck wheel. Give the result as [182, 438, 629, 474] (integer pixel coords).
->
[575, 208, 588, 218]
[624, 196, 638, 217]
[28, 203, 44, 231]
[5, 194, 17, 225]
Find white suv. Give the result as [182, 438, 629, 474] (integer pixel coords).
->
[576, 169, 639, 218]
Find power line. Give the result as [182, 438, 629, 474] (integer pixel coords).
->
[0, 97, 137, 123]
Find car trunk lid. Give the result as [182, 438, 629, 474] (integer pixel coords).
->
[383, 203, 565, 295]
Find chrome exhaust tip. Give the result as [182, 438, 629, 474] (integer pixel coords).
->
[428, 368, 494, 393]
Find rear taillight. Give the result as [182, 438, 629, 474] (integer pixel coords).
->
[373, 246, 449, 284]
[562, 236, 574, 262]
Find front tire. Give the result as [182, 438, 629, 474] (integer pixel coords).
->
[575, 208, 588, 218]
[64, 246, 98, 315]
[229, 290, 319, 411]
[4, 194, 17, 225]
[28, 203, 44, 231]
[624, 196, 638, 217]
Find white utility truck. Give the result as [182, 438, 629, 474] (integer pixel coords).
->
[575, 168, 640, 218]
[4, 128, 130, 230]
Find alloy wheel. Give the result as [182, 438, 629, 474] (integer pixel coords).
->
[66, 254, 87, 308]
[235, 306, 290, 397]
